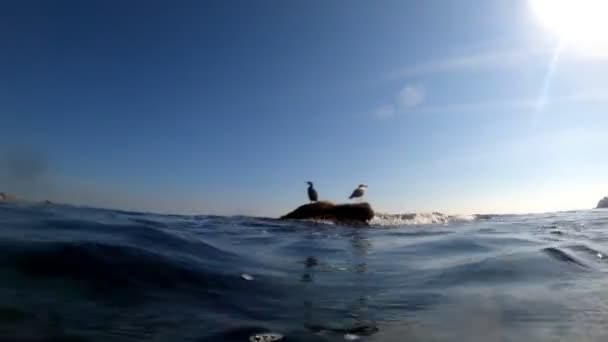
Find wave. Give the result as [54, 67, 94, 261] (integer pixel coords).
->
[0, 239, 249, 300]
[1, 202, 608, 341]
[371, 212, 477, 226]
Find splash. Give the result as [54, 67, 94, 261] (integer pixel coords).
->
[370, 212, 476, 226]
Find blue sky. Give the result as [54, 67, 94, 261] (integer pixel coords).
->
[1, 0, 607, 215]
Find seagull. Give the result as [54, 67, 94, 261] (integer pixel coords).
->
[307, 181, 318, 203]
[349, 184, 368, 201]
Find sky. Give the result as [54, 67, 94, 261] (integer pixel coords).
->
[1, 0, 607, 216]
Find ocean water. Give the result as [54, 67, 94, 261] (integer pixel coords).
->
[1, 202, 608, 341]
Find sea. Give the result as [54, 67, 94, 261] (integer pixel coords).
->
[1, 201, 608, 341]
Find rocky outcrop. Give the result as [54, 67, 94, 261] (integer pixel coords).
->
[0, 192, 16, 201]
[597, 197, 608, 209]
[280, 201, 375, 224]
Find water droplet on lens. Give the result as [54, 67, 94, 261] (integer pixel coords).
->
[249, 332, 283, 342]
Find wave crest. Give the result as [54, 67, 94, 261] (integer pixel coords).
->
[371, 212, 476, 226]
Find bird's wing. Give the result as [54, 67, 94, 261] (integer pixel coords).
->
[309, 188, 318, 201]
[349, 188, 362, 199]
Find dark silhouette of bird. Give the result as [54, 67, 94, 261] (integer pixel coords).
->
[306, 181, 318, 202]
[349, 184, 367, 201]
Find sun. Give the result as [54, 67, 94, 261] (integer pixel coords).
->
[530, 0, 608, 56]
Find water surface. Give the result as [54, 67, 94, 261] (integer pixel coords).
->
[1, 202, 608, 341]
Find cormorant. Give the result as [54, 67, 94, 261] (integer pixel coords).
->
[307, 181, 318, 202]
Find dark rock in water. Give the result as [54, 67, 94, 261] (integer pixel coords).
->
[280, 201, 374, 224]
[0, 192, 16, 201]
[597, 197, 608, 209]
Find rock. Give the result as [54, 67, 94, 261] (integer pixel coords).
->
[0, 192, 16, 201]
[597, 197, 608, 209]
[280, 201, 375, 224]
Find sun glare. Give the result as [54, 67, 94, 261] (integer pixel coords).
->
[530, 0, 608, 56]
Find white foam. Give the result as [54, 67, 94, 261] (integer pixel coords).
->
[370, 212, 476, 226]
